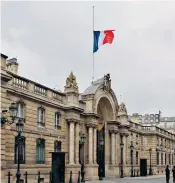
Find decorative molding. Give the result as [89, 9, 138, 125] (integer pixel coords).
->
[66, 118, 80, 124]
[86, 123, 98, 128]
[81, 112, 100, 119]
[109, 129, 118, 134]
[107, 120, 121, 126]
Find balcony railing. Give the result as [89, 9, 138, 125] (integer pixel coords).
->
[13, 77, 28, 89]
[34, 85, 47, 96]
[53, 92, 63, 101]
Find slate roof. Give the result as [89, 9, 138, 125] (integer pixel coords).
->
[82, 77, 104, 96]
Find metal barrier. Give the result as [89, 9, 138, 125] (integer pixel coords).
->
[67, 171, 81, 183]
[7, 170, 81, 183]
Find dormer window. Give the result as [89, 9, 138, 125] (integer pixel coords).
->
[55, 112, 61, 129]
[37, 106, 45, 126]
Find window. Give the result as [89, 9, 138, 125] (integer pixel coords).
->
[161, 153, 163, 165]
[172, 154, 174, 165]
[157, 137, 159, 146]
[36, 139, 45, 164]
[37, 106, 45, 126]
[14, 136, 25, 164]
[157, 152, 159, 165]
[136, 151, 138, 165]
[55, 112, 61, 129]
[169, 154, 171, 165]
[54, 140, 61, 152]
[17, 101, 25, 119]
[165, 153, 167, 165]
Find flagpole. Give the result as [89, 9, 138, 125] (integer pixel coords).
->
[92, 6, 95, 83]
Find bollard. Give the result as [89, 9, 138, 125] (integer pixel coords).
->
[38, 171, 40, 183]
[49, 171, 52, 183]
[77, 171, 80, 183]
[24, 171, 28, 183]
[69, 171, 72, 183]
[134, 169, 135, 177]
[8, 172, 11, 183]
[137, 169, 139, 177]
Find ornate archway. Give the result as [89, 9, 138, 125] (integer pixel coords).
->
[96, 96, 115, 178]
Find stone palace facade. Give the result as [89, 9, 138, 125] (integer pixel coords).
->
[1, 53, 175, 183]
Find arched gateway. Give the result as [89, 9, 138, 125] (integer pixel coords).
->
[64, 72, 131, 181]
[80, 74, 130, 180]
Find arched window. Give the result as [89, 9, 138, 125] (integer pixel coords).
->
[54, 112, 61, 129]
[16, 100, 25, 119]
[37, 106, 45, 126]
[14, 136, 25, 164]
[36, 138, 45, 164]
[54, 140, 61, 152]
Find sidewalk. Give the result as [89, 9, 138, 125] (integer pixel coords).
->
[123, 175, 165, 180]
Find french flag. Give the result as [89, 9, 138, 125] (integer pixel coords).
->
[93, 30, 115, 53]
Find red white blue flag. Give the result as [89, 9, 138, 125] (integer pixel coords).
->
[93, 30, 115, 53]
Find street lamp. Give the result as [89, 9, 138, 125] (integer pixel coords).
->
[130, 141, 134, 177]
[79, 133, 86, 183]
[99, 137, 104, 181]
[120, 139, 124, 178]
[8, 102, 25, 183]
[1, 103, 18, 126]
[149, 148, 153, 175]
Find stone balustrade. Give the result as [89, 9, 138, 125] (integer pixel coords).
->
[34, 84, 47, 96]
[13, 77, 28, 89]
[9, 74, 64, 102]
[142, 125, 175, 139]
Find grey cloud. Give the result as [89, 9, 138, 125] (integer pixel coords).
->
[1, 1, 175, 116]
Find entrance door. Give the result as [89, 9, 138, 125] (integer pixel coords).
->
[97, 126, 105, 177]
[140, 159, 147, 176]
[51, 152, 65, 183]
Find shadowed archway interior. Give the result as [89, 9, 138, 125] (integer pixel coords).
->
[96, 97, 114, 178]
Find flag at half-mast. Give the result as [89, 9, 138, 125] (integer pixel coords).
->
[93, 30, 115, 53]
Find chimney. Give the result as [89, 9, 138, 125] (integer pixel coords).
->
[1, 53, 8, 70]
[6, 58, 19, 75]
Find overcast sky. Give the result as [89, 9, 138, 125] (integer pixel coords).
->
[1, 1, 175, 116]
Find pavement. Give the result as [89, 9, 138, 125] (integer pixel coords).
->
[87, 175, 170, 183]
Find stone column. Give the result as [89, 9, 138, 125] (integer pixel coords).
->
[69, 122, 75, 164]
[93, 128, 97, 164]
[115, 133, 118, 164]
[111, 131, 115, 164]
[75, 122, 80, 164]
[88, 126, 93, 164]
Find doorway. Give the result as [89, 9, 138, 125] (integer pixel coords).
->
[140, 159, 147, 176]
[51, 152, 65, 183]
